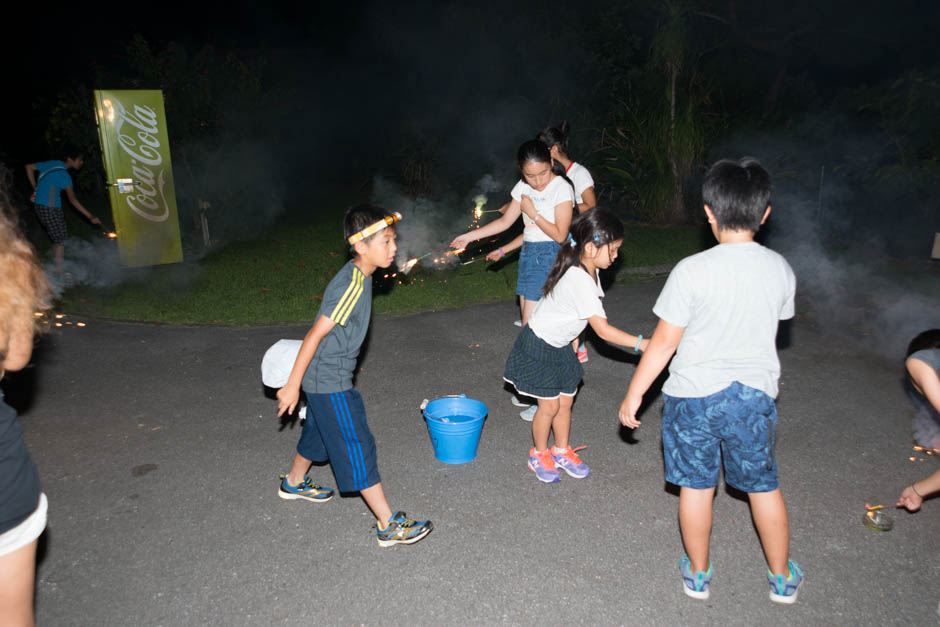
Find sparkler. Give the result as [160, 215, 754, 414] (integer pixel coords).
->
[401, 247, 466, 274]
[472, 194, 500, 219]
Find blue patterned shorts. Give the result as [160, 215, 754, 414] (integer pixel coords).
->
[662, 381, 779, 492]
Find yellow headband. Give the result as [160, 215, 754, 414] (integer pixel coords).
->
[347, 212, 402, 245]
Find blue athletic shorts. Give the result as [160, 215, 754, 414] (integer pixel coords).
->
[298, 389, 381, 493]
[517, 240, 560, 302]
[662, 381, 779, 492]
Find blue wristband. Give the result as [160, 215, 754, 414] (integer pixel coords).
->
[634, 334, 643, 353]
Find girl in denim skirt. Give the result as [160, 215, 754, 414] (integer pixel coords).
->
[450, 140, 574, 327]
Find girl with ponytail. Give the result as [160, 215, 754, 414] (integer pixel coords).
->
[503, 208, 649, 484]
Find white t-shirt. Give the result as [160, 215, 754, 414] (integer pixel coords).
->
[654, 242, 796, 399]
[529, 266, 606, 347]
[510, 175, 574, 243]
[566, 162, 595, 205]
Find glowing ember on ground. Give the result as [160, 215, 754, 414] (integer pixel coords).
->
[862, 507, 894, 531]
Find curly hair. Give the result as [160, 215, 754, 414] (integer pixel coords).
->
[0, 168, 52, 367]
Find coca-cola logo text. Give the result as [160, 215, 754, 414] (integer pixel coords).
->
[112, 98, 170, 223]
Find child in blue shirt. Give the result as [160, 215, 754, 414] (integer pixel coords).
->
[25, 147, 102, 279]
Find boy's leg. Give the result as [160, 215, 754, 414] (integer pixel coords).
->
[287, 453, 313, 486]
[747, 488, 790, 575]
[360, 482, 394, 527]
[679, 486, 715, 573]
[54, 244, 65, 277]
[363, 481, 434, 547]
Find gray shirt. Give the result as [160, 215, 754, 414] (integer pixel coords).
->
[909, 349, 940, 374]
[302, 261, 372, 394]
[654, 242, 796, 399]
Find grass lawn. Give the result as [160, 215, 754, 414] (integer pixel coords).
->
[58, 216, 710, 324]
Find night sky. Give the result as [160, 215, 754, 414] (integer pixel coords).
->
[3, 1, 939, 185]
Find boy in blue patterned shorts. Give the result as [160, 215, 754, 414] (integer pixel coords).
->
[619, 158, 802, 604]
[275, 205, 432, 547]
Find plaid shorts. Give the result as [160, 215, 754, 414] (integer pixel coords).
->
[662, 381, 779, 492]
[34, 204, 68, 244]
[504, 325, 583, 399]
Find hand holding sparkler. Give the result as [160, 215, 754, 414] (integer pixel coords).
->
[896, 468, 940, 512]
[450, 232, 474, 250]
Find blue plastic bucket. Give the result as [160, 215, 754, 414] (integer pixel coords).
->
[422, 395, 488, 464]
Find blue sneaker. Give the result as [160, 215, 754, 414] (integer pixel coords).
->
[520, 405, 537, 421]
[768, 560, 803, 605]
[376, 512, 433, 547]
[511, 395, 532, 407]
[552, 445, 591, 478]
[528, 448, 560, 483]
[679, 556, 712, 600]
[278, 474, 334, 503]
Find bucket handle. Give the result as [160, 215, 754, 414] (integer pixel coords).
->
[419, 394, 466, 411]
[420, 394, 468, 423]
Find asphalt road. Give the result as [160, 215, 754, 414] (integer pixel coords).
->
[7, 277, 939, 625]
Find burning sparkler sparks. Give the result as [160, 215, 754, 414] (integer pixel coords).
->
[472, 194, 499, 219]
[401, 247, 466, 274]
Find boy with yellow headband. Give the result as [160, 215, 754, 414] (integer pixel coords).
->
[275, 204, 433, 547]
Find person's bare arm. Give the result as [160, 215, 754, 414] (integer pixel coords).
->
[24, 164, 37, 190]
[276, 315, 336, 416]
[451, 200, 522, 249]
[521, 197, 573, 244]
[587, 315, 648, 352]
[898, 468, 940, 512]
[486, 233, 524, 261]
[618, 319, 685, 428]
[64, 187, 101, 224]
[907, 357, 940, 415]
[578, 186, 597, 213]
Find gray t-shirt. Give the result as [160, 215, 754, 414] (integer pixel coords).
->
[302, 261, 372, 394]
[654, 242, 796, 399]
[909, 349, 940, 374]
